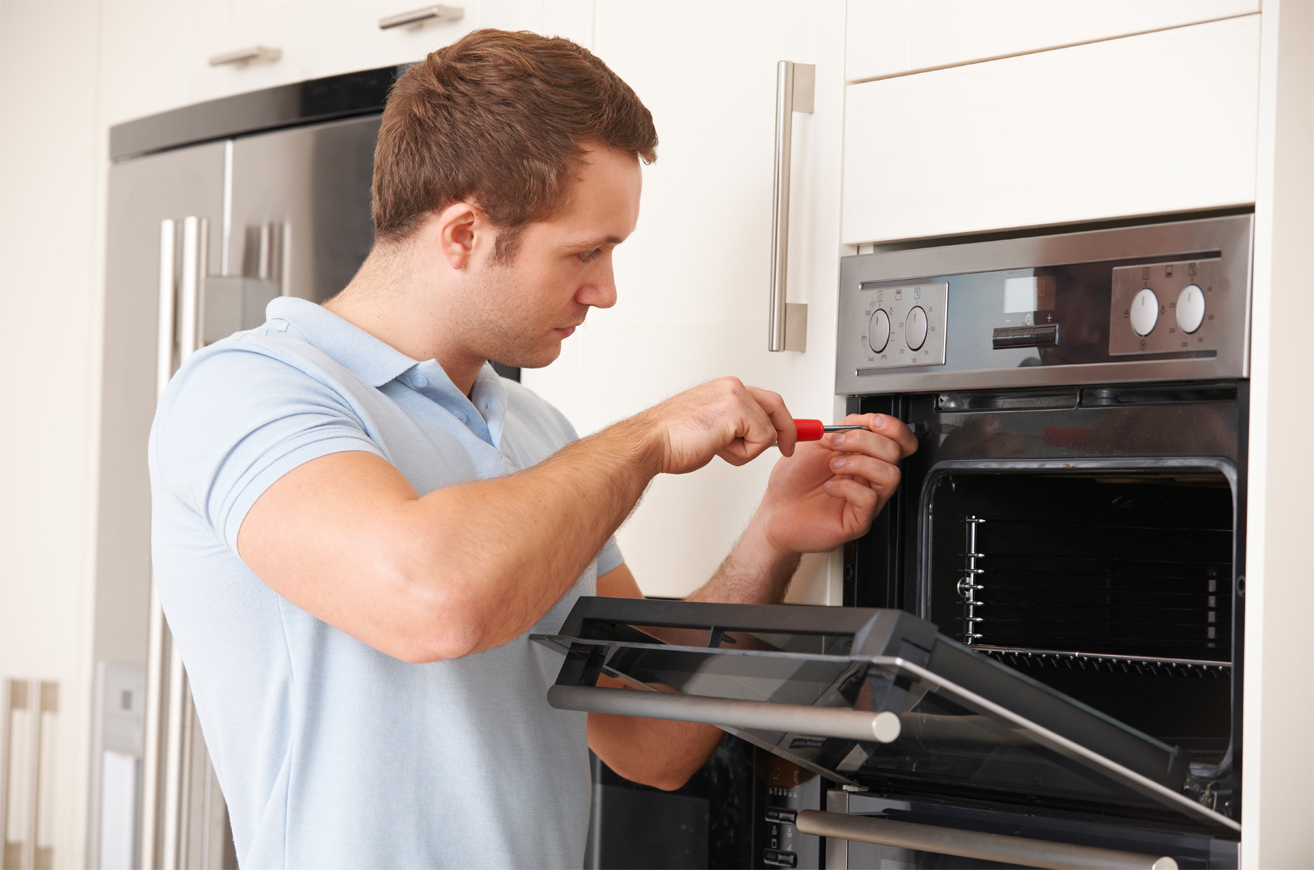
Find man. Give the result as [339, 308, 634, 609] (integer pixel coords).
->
[149, 29, 916, 868]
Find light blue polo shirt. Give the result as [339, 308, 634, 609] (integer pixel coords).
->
[148, 297, 623, 869]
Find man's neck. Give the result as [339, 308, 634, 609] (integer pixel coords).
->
[324, 244, 485, 395]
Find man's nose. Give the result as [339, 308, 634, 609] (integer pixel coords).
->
[579, 258, 618, 309]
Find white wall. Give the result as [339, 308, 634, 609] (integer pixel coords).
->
[1, 3, 104, 864]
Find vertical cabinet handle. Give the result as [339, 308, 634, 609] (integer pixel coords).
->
[1, 679, 58, 870]
[768, 60, 814, 353]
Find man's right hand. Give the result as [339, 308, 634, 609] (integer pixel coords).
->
[626, 377, 797, 475]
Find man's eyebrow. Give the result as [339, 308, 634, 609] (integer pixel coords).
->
[564, 234, 625, 249]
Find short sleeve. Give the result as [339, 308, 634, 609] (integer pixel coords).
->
[150, 343, 384, 553]
[596, 536, 624, 578]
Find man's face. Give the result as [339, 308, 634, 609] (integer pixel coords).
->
[463, 145, 642, 369]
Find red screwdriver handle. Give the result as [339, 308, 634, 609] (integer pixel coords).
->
[794, 419, 826, 441]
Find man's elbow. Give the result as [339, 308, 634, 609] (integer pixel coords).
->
[387, 580, 487, 664]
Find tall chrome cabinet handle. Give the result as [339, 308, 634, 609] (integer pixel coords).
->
[769, 60, 814, 353]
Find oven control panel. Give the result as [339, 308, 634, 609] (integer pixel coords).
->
[852, 282, 948, 368]
[1109, 258, 1225, 356]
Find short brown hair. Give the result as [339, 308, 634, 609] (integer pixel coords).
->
[372, 29, 658, 262]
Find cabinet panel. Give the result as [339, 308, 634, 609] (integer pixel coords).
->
[842, 15, 1260, 245]
[846, 0, 1260, 82]
[521, 0, 848, 602]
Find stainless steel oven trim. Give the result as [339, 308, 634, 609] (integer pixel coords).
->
[795, 809, 1180, 869]
[836, 214, 1254, 394]
[538, 635, 1241, 832]
[915, 455, 1240, 628]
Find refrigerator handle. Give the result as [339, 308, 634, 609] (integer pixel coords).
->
[142, 216, 206, 870]
[768, 60, 813, 353]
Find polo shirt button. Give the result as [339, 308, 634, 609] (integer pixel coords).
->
[412, 374, 427, 388]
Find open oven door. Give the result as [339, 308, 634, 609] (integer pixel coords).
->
[532, 597, 1239, 861]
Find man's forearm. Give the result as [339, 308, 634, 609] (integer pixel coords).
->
[687, 511, 801, 606]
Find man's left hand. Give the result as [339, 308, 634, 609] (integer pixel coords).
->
[756, 413, 919, 556]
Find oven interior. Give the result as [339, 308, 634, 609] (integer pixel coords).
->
[925, 468, 1235, 765]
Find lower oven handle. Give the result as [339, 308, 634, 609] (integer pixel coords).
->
[546, 685, 901, 744]
[795, 810, 1178, 870]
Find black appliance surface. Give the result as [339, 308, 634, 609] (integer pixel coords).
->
[110, 65, 407, 160]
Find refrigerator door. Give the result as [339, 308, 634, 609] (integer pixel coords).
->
[533, 597, 1240, 835]
[96, 142, 234, 870]
[228, 115, 380, 304]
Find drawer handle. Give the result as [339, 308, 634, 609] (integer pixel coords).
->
[208, 46, 281, 67]
[547, 684, 900, 744]
[796, 811, 1179, 870]
[768, 60, 814, 353]
[379, 4, 465, 30]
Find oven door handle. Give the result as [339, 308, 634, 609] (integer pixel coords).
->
[797, 810, 1179, 870]
[546, 685, 901, 744]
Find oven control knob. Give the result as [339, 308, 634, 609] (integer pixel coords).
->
[1130, 287, 1159, 336]
[906, 306, 929, 351]
[1176, 284, 1206, 334]
[868, 309, 891, 353]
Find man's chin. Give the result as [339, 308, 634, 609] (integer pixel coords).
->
[489, 343, 563, 371]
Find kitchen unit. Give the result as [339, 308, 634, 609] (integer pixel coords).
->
[1, 1, 1307, 867]
[529, 3, 1312, 868]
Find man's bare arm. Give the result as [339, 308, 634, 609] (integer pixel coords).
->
[236, 378, 795, 664]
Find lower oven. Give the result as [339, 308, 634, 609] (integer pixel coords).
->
[542, 213, 1251, 868]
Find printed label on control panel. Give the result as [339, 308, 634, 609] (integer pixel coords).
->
[1110, 260, 1221, 356]
[851, 282, 948, 369]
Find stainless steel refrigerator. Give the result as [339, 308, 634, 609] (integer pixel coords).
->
[91, 67, 400, 870]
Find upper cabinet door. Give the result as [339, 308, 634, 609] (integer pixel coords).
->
[842, 15, 1261, 245]
[518, 0, 849, 602]
[845, 0, 1260, 82]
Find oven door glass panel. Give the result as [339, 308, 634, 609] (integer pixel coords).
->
[533, 598, 1239, 835]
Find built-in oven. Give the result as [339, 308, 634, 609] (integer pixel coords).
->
[543, 213, 1251, 868]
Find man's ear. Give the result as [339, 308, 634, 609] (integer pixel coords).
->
[432, 201, 490, 270]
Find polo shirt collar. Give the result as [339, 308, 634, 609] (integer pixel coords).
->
[265, 297, 510, 448]
[266, 297, 417, 388]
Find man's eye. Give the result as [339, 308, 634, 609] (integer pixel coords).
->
[578, 248, 602, 263]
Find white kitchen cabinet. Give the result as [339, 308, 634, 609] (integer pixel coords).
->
[99, 0, 592, 131]
[845, 0, 1260, 82]
[842, 14, 1261, 244]
[520, 0, 849, 604]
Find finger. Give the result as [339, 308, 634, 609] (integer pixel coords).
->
[829, 453, 902, 493]
[868, 413, 919, 458]
[728, 385, 783, 461]
[829, 415, 918, 461]
[745, 386, 796, 457]
[823, 477, 879, 512]
[827, 427, 906, 466]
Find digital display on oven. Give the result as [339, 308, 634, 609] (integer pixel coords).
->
[1003, 274, 1056, 313]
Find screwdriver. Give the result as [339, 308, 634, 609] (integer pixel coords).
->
[793, 419, 868, 441]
